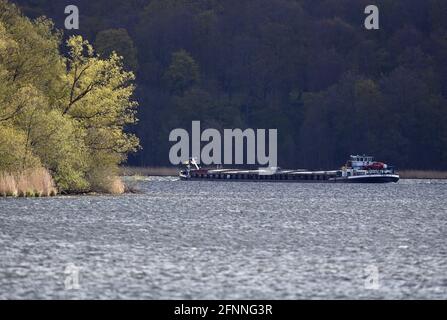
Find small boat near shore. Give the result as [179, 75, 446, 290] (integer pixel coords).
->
[179, 155, 399, 183]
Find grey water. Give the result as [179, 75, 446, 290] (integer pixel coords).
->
[0, 178, 446, 299]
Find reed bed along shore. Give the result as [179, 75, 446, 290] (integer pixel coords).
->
[108, 176, 126, 195]
[0, 168, 57, 198]
[398, 170, 447, 179]
[120, 166, 178, 177]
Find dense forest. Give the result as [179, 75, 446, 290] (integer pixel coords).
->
[10, 0, 447, 169]
[0, 0, 138, 195]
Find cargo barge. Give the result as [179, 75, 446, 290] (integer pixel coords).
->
[179, 155, 399, 183]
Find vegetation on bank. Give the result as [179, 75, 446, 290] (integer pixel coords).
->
[13, 0, 447, 170]
[4, 0, 447, 183]
[0, 168, 57, 197]
[0, 0, 139, 196]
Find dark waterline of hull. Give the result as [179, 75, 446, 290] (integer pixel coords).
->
[180, 176, 400, 183]
[344, 176, 400, 183]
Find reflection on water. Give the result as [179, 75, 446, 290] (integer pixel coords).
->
[0, 178, 446, 299]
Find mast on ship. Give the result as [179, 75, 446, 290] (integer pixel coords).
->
[182, 158, 200, 172]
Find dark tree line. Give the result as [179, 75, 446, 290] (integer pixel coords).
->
[13, 0, 447, 169]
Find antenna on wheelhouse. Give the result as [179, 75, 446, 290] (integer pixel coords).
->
[190, 158, 200, 170]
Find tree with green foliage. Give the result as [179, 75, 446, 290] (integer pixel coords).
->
[9, 0, 447, 170]
[95, 28, 138, 71]
[164, 49, 200, 94]
[0, 0, 139, 194]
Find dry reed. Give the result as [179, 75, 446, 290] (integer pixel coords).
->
[0, 168, 57, 197]
[399, 170, 447, 179]
[120, 166, 178, 177]
[108, 176, 125, 195]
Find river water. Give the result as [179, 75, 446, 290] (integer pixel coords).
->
[0, 178, 446, 299]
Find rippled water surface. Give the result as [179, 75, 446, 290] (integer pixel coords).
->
[0, 178, 446, 299]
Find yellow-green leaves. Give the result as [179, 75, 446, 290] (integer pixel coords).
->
[0, 1, 139, 194]
[64, 35, 140, 173]
[0, 125, 40, 172]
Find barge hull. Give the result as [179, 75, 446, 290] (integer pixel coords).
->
[180, 174, 399, 183]
[344, 175, 400, 183]
[179, 156, 400, 183]
[180, 177, 338, 183]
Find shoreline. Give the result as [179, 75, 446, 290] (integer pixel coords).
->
[120, 166, 447, 180]
[2, 169, 446, 199]
[120, 166, 179, 177]
[398, 170, 447, 180]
